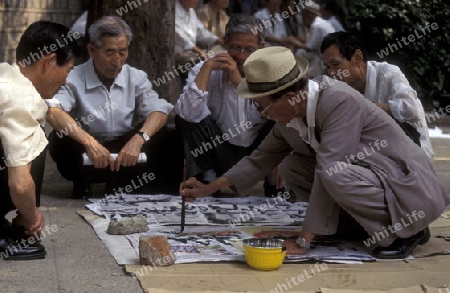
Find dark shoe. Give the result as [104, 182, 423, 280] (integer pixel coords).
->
[0, 236, 46, 260]
[371, 227, 431, 259]
[0, 219, 46, 260]
[72, 180, 91, 199]
[263, 181, 286, 198]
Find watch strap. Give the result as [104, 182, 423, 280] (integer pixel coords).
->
[138, 131, 150, 142]
[296, 236, 311, 249]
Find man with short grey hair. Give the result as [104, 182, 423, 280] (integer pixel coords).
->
[175, 15, 283, 197]
[46, 16, 180, 197]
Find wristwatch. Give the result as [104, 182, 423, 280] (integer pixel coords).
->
[137, 131, 150, 143]
[296, 236, 311, 249]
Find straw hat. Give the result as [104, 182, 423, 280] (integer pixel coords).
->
[237, 46, 309, 99]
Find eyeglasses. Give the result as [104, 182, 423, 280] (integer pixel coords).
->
[252, 100, 274, 115]
[228, 46, 257, 56]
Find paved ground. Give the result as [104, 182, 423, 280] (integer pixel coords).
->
[0, 116, 449, 293]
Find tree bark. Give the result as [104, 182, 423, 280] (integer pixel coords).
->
[87, 0, 176, 104]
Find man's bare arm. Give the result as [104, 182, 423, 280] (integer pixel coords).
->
[180, 176, 231, 201]
[8, 165, 44, 235]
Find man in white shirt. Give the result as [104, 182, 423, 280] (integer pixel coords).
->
[46, 16, 179, 197]
[175, 15, 283, 197]
[0, 20, 79, 260]
[319, 0, 345, 32]
[321, 31, 433, 159]
[196, 0, 230, 38]
[176, 0, 224, 59]
[253, 0, 300, 48]
[281, 0, 308, 42]
[294, 1, 335, 78]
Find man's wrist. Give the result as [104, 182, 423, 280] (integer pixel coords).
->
[230, 76, 243, 87]
[137, 131, 150, 144]
[209, 176, 231, 193]
[82, 134, 97, 148]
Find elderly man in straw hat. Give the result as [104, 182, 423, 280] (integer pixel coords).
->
[181, 46, 450, 259]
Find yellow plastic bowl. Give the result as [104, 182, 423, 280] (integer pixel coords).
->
[243, 238, 286, 271]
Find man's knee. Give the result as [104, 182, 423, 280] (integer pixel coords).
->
[318, 161, 351, 190]
[48, 130, 84, 159]
[48, 131, 85, 181]
[279, 156, 294, 181]
[318, 161, 382, 197]
[279, 154, 315, 182]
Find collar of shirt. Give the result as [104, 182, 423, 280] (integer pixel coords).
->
[84, 58, 127, 90]
[10, 63, 28, 82]
[364, 60, 378, 102]
[176, 0, 191, 20]
[286, 79, 320, 148]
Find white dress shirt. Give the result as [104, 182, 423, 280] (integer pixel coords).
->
[296, 16, 335, 78]
[196, 3, 229, 38]
[0, 63, 48, 167]
[364, 61, 433, 158]
[46, 59, 173, 141]
[253, 8, 287, 47]
[327, 16, 345, 32]
[175, 0, 218, 54]
[286, 80, 321, 150]
[175, 60, 267, 147]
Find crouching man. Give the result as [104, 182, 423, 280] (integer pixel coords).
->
[0, 21, 79, 260]
[180, 46, 450, 259]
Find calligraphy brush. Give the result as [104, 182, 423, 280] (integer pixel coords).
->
[180, 159, 187, 233]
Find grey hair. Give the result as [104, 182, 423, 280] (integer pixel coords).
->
[88, 16, 133, 47]
[225, 14, 266, 44]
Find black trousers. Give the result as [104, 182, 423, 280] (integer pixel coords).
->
[175, 115, 274, 178]
[0, 143, 47, 219]
[48, 126, 184, 195]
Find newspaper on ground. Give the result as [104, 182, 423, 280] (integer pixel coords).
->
[85, 194, 375, 264]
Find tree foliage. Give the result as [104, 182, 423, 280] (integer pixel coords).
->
[345, 0, 450, 106]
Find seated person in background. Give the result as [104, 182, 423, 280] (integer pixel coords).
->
[321, 31, 433, 159]
[294, 1, 335, 77]
[175, 15, 283, 197]
[319, 0, 345, 32]
[253, 0, 299, 48]
[280, 0, 308, 43]
[196, 0, 230, 39]
[46, 16, 180, 198]
[70, 11, 89, 64]
[230, 0, 259, 15]
[1, 20, 79, 259]
[176, 0, 224, 62]
[180, 46, 450, 259]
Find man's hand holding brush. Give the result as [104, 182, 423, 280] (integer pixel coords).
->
[180, 176, 231, 202]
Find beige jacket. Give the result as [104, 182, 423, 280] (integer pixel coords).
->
[224, 77, 449, 237]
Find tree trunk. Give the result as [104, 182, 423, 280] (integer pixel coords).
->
[87, 0, 176, 104]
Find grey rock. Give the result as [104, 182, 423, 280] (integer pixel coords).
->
[106, 214, 149, 235]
